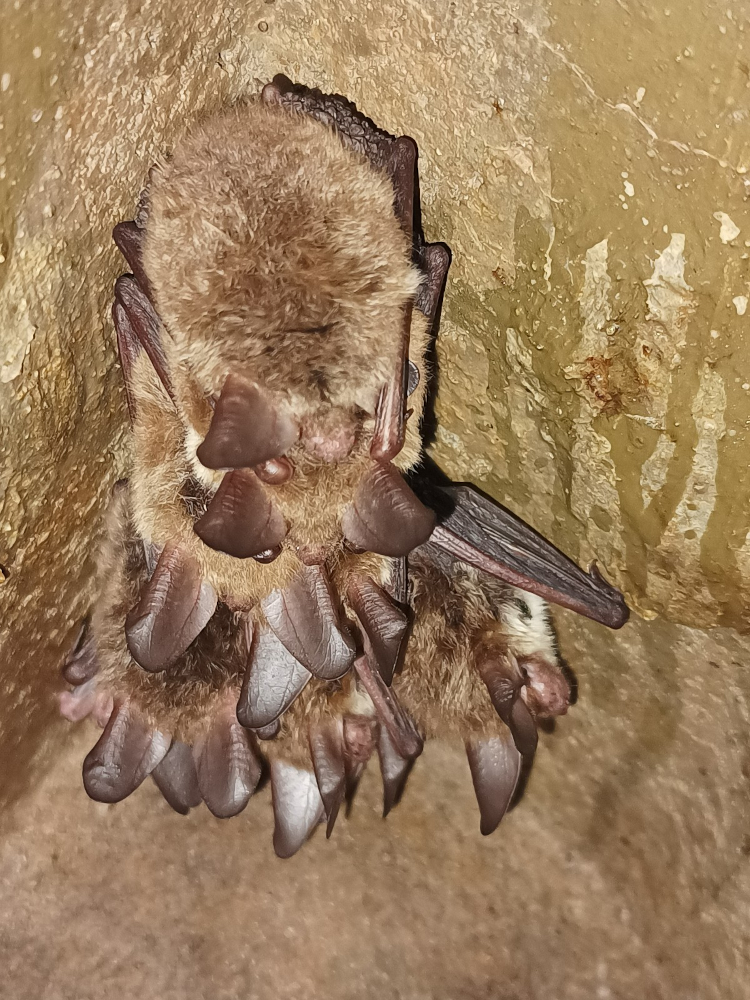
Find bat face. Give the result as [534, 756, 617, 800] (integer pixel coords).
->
[144, 104, 418, 413]
[59, 75, 628, 856]
[143, 100, 423, 512]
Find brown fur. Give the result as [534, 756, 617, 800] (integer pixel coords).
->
[394, 555, 521, 741]
[92, 487, 249, 742]
[259, 553, 568, 768]
[144, 102, 419, 415]
[78, 88, 571, 817]
[87, 484, 395, 748]
[125, 100, 434, 608]
[80, 485, 568, 790]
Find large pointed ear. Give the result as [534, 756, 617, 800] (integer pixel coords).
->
[196, 375, 298, 471]
[416, 481, 629, 629]
[83, 701, 171, 803]
[466, 734, 522, 836]
[125, 542, 217, 671]
[262, 566, 355, 680]
[341, 462, 435, 557]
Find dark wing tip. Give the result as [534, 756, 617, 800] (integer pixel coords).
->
[420, 480, 630, 630]
[588, 563, 630, 628]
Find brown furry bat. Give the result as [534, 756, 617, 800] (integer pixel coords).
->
[59, 76, 627, 857]
[61, 481, 571, 852]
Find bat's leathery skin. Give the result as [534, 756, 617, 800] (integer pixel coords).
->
[58, 76, 627, 856]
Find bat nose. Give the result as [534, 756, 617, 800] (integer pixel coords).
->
[294, 542, 328, 565]
[301, 410, 359, 462]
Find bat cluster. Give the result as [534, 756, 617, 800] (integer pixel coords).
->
[59, 76, 628, 857]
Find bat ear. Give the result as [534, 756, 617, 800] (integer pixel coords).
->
[341, 462, 435, 557]
[237, 624, 311, 731]
[475, 649, 538, 759]
[466, 733, 522, 836]
[83, 701, 171, 803]
[152, 741, 202, 814]
[309, 721, 347, 838]
[377, 724, 417, 818]
[194, 469, 287, 559]
[192, 701, 262, 818]
[197, 374, 299, 471]
[261, 566, 356, 679]
[261, 74, 294, 105]
[61, 619, 99, 685]
[270, 762, 325, 858]
[125, 542, 218, 671]
[347, 575, 409, 685]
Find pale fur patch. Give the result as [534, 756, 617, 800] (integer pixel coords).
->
[184, 424, 223, 490]
[501, 589, 558, 663]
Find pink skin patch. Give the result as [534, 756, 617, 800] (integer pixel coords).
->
[519, 655, 570, 718]
[59, 680, 98, 723]
[59, 681, 114, 728]
[295, 543, 328, 566]
[301, 411, 358, 463]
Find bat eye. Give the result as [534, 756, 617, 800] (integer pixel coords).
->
[406, 360, 420, 396]
[252, 546, 282, 564]
[514, 598, 532, 621]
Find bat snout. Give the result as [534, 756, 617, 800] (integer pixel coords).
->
[301, 410, 359, 463]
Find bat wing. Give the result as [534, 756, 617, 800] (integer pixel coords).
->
[112, 223, 177, 414]
[416, 480, 629, 629]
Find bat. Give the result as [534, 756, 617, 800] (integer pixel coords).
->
[61, 486, 572, 850]
[59, 76, 628, 856]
